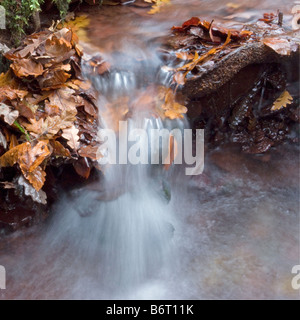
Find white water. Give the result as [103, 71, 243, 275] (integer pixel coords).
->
[0, 0, 299, 300]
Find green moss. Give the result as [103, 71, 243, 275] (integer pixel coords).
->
[2, 0, 43, 44]
[52, 0, 72, 19]
[2, 0, 73, 45]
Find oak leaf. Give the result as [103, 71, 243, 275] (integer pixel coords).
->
[271, 90, 293, 111]
[62, 126, 80, 150]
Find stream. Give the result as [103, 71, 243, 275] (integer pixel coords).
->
[0, 0, 299, 300]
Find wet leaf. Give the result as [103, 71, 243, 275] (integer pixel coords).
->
[38, 68, 71, 90]
[19, 141, 51, 174]
[10, 58, 44, 78]
[271, 91, 293, 111]
[0, 103, 19, 125]
[263, 38, 291, 56]
[78, 145, 101, 161]
[0, 87, 28, 102]
[0, 130, 7, 149]
[59, 16, 91, 42]
[73, 157, 91, 179]
[0, 181, 15, 189]
[147, 0, 170, 15]
[50, 140, 72, 158]
[18, 175, 47, 205]
[173, 72, 186, 85]
[160, 87, 187, 119]
[62, 126, 80, 150]
[0, 142, 28, 168]
[175, 51, 194, 60]
[164, 134, 178, 171]
[24, 166, 47, 192]
[259, 12, 277, 24]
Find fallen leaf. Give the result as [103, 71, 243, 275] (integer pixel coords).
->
[0, 129, 7, 149]
[271, 90, 293, 111]
[0, 181, 15, 189]
[164, 134, 178, 170]
[147, 0, 170, 15]
[0, 142, 31, 167]
[175, 51, 195, 60]
[62, 126, 80, 150]
[19, 140, 51, 174]
[24, 166, 47, 192]
[0, 87, 28, 102]
[173, 72, 186, 85]
[0, 103, 19, 125]
[78, 145, 101, 161]
[10, 58, 44, 78]
[50, 140, 72, 158]
[18, 175, 47, 204]
[259, 12, 277, 23]
[73, 156, 91, 179]
[263, 38, 291, 56]
[160, 87, 187, 119]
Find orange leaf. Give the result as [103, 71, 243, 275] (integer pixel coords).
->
[0, 142, 30, 167]
[164, 134, 178, 171]
[10, 58, 44, 78]
[78, 145, 101, 161]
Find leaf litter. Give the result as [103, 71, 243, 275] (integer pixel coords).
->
[0, 27, 103, 202]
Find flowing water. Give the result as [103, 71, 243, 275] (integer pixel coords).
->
[0, 0, 299, 299]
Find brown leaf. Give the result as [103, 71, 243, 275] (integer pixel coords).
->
[0, 142, 30, 167]
[9, 134, 18, 150]
[73, 157, 91, 179]
[78, 145, 101, 161]
[5, 31, 50, 60]
[62, 126, 80, 150]
[83, 99, 98, 118]
[50, 140, 71, 158]
[10, 58, 44, 78]
[263, 38, 291, 56]
[0, 141, 51, 191]
[38, 68, 71, 90]
[19, 141, 51, 174]
[11, 101, 35, 119]
[0, 87, 28, 102]
[172, 17, 200, 31]
[45, 104, 61, 116]
[24, 166, 46, 192]
[160, 87, 187, 119]
[44, 35, 72, 59]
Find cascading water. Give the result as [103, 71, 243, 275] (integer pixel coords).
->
[1, 0, 298, 300]
[41, 40, 187, 297]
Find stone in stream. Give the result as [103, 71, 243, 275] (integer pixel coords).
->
[160, 18, 299, 153]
